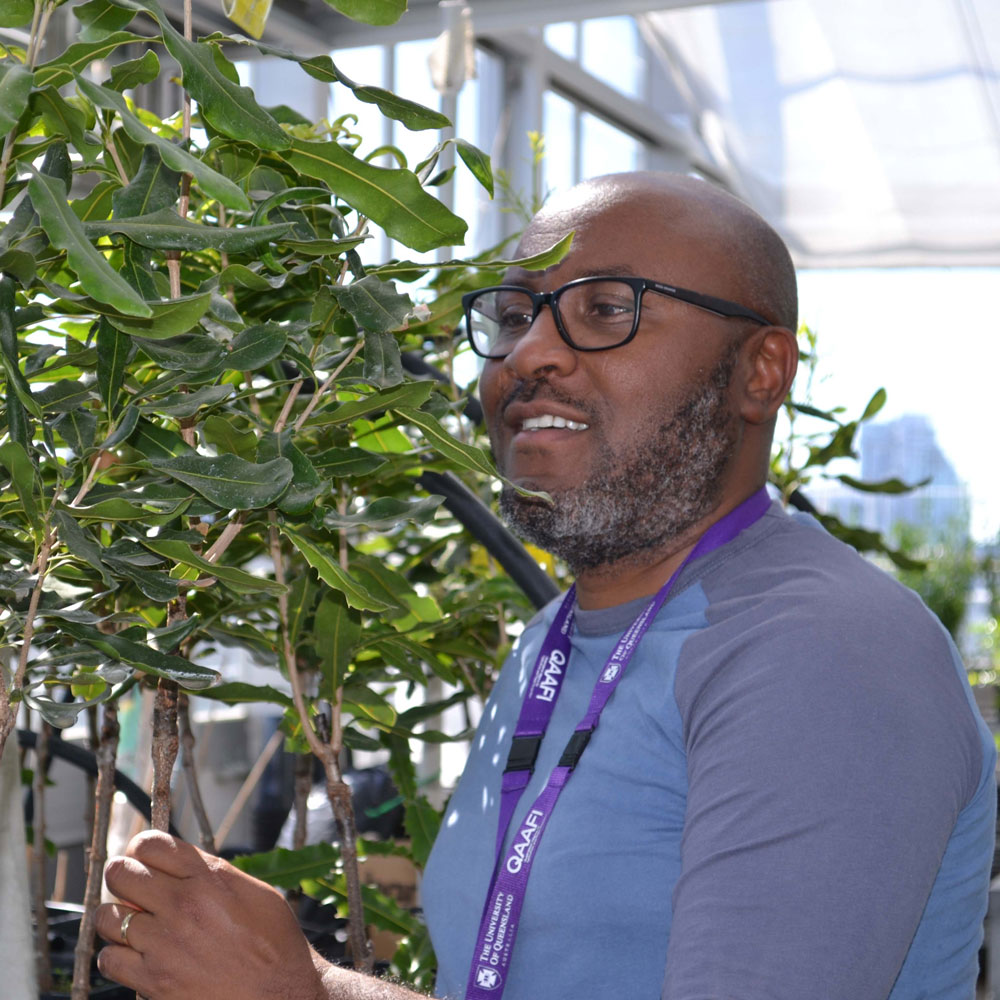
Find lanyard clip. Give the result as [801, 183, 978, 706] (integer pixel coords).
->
[557, 727, 594, 770]
[504, 734, 542, 773]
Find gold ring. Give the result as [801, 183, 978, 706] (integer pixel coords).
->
[120, 909, 137, 948]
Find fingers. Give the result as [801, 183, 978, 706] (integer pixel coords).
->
[126, 829, 209, 878]
[104, 832, 210, 914]
[96, 942, 147, 995]
[95, 902, 145, 950]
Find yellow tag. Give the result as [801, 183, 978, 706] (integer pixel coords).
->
[222, 0, 273, 39]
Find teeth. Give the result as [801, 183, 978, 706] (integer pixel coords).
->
[522, 414, 589, 431]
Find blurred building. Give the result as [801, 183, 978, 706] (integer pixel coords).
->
[812, 414, 971, 539]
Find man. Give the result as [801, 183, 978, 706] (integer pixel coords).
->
[96, 173, 996, 999]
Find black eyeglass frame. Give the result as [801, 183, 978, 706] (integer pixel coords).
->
[462, 275, 772, 359]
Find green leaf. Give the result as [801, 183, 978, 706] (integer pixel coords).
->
[282, 138, 466, 253]
[150, 453, 293, 509]
[140, 537, 287, 594]
[0, 0, 33, 28]
[836, 474, 930, 495]
[96, 316, 130, 414]
[0, 277, 33, 445]
[257, 431, 325, 514]
[34, 379, 97, 412]
[215, 322, 287, 373]
[391, 405, 496, 479]
[133, 335, 224, 374]
[139, 383, 234, 419]
[323, 495, 442, 531]
[52, 509, 115, 586]
[324, 0, 407, 26]
[33, 32, 145, 89]
[0, 63, 33, 132]
[403, 797, 440, 868]
[111, 146, 182, 219]
[193, 682, 293, 708]
[30, 87, 103, 163]
[104, 292, 214, 339]
[127, 416, 194, 458]
[314, 593, 361, 696]
[330, 275, 411, 335]
[363, 330, 403, 388]
[232, 843, 339, 888]
[280, 525, 389, 611]
[201, 414, 257, 460]
[0, 440, 39, 526]
[58, 620, 220, 688]
[287, 572, 317, 646]
[24, 689, 111, 729]
[27, 169, 153, 318]
[861, 388, 887, 421]
[76, 76, 251, 211]
[371, 232, 574, 278]
[87, 207, 293, 252]
[319, 381, 435, 426]
[106, 559, 180, 601]
[119, 239, 158, 298]
[310, 446, 386, 477]
[73, 0, 136, 39]
[52, 409, 97, 454]
[109, 48, 160, 91]
[456, 139, 493, 197]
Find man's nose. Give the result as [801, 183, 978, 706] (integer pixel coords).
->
[502, 303, 576, 379]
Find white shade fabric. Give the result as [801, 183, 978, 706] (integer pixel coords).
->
[641, 0, 1000, 266]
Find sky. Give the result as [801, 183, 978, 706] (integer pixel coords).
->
[795, 267, 1000, 541]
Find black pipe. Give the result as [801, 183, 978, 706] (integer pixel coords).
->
[17, 728, 180, 838]
[418, 471, 559, 610]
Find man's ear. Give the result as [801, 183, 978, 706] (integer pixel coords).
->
[738, 326, 799, 425]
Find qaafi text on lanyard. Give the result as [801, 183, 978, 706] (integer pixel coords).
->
[464, 488, 773, 1000]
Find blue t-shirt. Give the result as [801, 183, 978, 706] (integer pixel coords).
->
[422, 503, 996, 999]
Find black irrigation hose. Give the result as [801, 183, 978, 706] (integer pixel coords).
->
[17, 728, 181, 838]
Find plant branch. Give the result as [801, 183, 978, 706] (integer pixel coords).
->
[292, 338, 365, 433]
[203, 512, 247, 564]
[273, 380, 305, 435]
[151, 677, 179, 832]
[32, 721, 53, 993]
[178, 693, 215, 853]
[72, 701, 120, 1000]
[268, 515, 372, 971]
[0, 526, 55, 759]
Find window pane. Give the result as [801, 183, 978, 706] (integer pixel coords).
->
[580, 112, 641, 178]
[542, 90, 576, 200]
[581, 16, 645, 99]
[544, 21, 578, 61]
[329, 46, 387, 156]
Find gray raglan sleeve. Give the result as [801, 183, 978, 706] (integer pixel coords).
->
[662, 586, 985, 1000]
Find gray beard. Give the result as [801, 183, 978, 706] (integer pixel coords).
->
[497, 350, 739, 573]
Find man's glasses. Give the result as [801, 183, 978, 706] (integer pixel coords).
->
[462, 275, 771, 360]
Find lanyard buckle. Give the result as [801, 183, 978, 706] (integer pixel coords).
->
[557, 727, 594, 770]
[504, 734, 542, 773]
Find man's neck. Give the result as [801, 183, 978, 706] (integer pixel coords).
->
[572, 489, 760, 610]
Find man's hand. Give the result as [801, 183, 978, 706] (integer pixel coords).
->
[95, 830, 325, 1000]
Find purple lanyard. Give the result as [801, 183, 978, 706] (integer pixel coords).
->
[464, 488, 772, 1000]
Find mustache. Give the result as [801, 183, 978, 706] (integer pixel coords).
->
[498, 378, 598, 421]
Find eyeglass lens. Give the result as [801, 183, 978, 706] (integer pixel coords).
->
[468, 279, 639, 356]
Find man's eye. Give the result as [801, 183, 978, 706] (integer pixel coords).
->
[587, 298, 634, 320]
[497, 309, 532, 331]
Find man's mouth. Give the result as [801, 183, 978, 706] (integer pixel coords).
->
[521, 414, 589, 432]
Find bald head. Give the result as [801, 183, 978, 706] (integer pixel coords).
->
[525, 172, 798, 332]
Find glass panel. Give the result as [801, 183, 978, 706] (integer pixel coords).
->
[328, 46, 388, 158]
[580, 112, 641, 179]
[581, 16, 645, 99]
[544, 21, 578, 61]
[542, 90, 576, 201]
